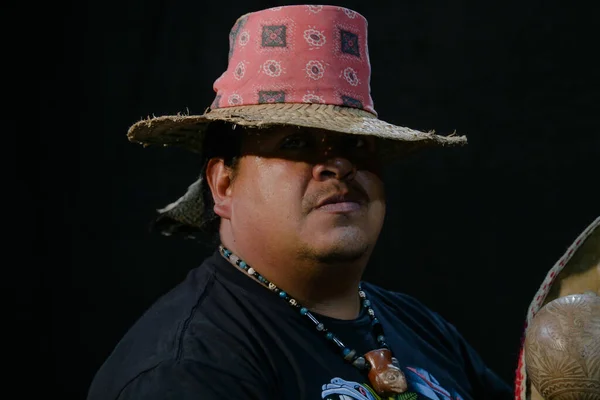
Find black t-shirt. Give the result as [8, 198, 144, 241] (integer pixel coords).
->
[87, 251, 512, 400]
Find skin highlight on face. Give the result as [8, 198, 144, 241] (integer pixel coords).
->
[205, 125, 387, 316]
[226, 126, 385, 264]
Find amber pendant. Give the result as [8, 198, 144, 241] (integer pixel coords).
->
[364, 349, 408, 396]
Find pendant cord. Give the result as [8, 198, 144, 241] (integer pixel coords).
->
[219, 245, 400, 371]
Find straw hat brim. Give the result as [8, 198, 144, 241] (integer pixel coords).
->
[127, 103, 467, 159]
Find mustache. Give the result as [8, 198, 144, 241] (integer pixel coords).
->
[303, 182, 369, 213]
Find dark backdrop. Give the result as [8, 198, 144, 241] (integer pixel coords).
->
[34, 1, 598, 399]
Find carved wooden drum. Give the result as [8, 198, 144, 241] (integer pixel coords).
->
[525, 293, 600, 400]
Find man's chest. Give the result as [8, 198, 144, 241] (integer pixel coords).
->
[264, 327, 473, 400]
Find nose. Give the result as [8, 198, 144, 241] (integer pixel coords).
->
[313, 156, 357, 182]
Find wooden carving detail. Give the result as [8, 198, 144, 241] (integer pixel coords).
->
[525, 293, 600, 400]
[364, 348, 408, 396]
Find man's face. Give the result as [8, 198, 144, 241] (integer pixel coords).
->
[225, 126, 386, 263]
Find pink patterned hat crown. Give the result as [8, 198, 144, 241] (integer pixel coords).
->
[211, 5, 376, 114]
[127, 4, 467, 157]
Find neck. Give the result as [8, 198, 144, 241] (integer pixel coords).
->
[278, 266, 364, 320]
[220, 242, 367, 320]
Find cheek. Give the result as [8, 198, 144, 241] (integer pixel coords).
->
[256, 158, 303, 206]
[359, 171, 385, 203]
[234, 157, 309, 214]
[360, 172, 386, 225]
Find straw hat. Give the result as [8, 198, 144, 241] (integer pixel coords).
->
[128, 4, 466, 154]
[126, 5, 468, 236]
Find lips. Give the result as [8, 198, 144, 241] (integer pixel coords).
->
[318, 201, 361, 212]
[316, 191, 365, 212]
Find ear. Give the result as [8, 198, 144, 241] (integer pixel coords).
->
[205, 158, 234, 219]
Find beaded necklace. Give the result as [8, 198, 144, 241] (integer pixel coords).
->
[219, 245, 408, 396]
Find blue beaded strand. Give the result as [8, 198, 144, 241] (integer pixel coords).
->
[219, 245, 391, 371]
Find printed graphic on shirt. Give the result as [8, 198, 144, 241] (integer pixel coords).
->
[321, 367, 463, 400]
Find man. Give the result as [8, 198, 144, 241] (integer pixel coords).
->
[87, 5, 513, 399]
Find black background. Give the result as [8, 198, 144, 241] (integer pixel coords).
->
[32, 0, 598, 398]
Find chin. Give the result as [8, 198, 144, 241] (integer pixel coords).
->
[301, 229, 372, 263]
[314, 247, 369, 264]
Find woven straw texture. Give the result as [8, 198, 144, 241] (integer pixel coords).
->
[127, 103, 467, 159]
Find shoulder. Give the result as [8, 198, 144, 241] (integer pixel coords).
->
[121, 257, 222, 357]
[89, 252, 282, 399]
[88, 255, 228, 399]
[361, 281, 458, 343]
[361, 281, 445, 321]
